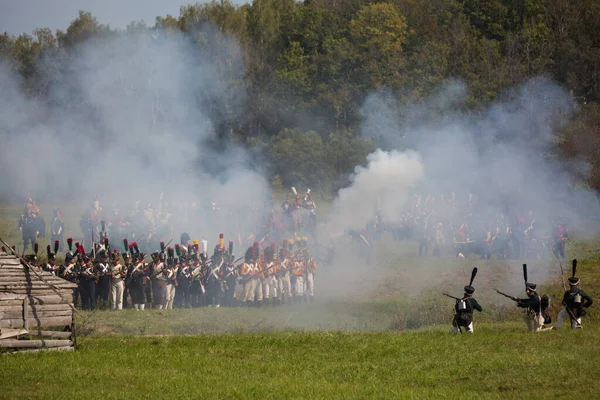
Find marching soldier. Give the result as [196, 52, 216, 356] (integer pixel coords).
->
[207, 235, 227, 308]
[109, 252, 126, 310]
[164, 248, 177, 310]
[177, 256, 193, 308]
[262, 242, 279, 306]
[277, 240, 293, 305]
[240, 242, 259, 307]
[150, 251, 167, 309]
[302, 238, 317, 304]
[79, 255, 97, 311]
[555, 261, 593, 329]
[291, 238, 305, 304]
[122, 251, 132, 309]
[129, 253, 147, 310]
[95, 251, 111, 309]
[223, 241, 238, 307]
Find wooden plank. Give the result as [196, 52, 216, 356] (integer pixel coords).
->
[0, 339, 73, 348]
[1, 295, 73, 305]
[0, 282, 77, 288]
[26, 295, 73, 305]
[4, 346, 74, 354]
[23, 298, 28, 330]
[0, 304, 73, 313]
[28, 330, 72, 339]
[0, 318, 23, 328]
[0, 300, 28, 306]
[2, 310, 73, 319]
[0, 328, 28, 340]
[0, 293, 27, 301]
[1, 316, 72, 329]
[3, 289, 75, 295]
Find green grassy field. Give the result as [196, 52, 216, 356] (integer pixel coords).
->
[1, 328, 598, 399]
[1, 202, 599, 399]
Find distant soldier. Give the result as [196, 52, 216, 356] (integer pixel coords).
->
[79, 257, 97, 311]
[277, 240, 293, 305]
[555, 266, 593, 329]
[553, 222, 568, 259]
[42, 244, 60, 276]
[51, 209, 65, 251]
[164, 249, 178, 310]
[301, 237, 317, 304]
[95, 252, 111, 309]
[150, 252, 167, 309]
[18, 211, 37, 252]
[240, 242, 259, 307]
[129, 253, 147, 311]
[291, 238, 305, 304]
[109, 252, 126, 310]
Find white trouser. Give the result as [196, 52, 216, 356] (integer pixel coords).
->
[293, 276, 304, 297]
[165, 284, 176, 309]
[111, 279, 124, 310]
[523, 311, 545, 331]
[278, 272, 291, 299]
[254, 278, 263, 301]
[305, 272, 314, 297]
[134, 304, 145, 311]
[242, 278, 257, 302]
[263, 275, 277, 299]
[453, 322, 474, 334]
[555, 308, 582, 328]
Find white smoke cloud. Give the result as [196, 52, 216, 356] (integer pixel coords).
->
[325, 149, 424, 237]
[0, 23, 269, 249]
[320, 77, 599, 301]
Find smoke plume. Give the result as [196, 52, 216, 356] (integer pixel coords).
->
[321, 77, 600, 300]
[0, 23, 269, 246]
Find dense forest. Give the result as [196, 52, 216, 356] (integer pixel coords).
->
[1, 0, 600, 193]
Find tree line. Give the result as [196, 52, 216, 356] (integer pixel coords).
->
[1, 0, 599, 193]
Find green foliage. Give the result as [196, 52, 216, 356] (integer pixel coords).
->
[270, 128, 329, 187]
[1, 1, 600, 189]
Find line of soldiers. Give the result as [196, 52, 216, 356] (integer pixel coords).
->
[447, 261, 593, 334]
[19, 233, 318, 310]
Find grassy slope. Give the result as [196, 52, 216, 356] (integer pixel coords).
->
[1, 203, 600, 398]
[1, 328, 598, 399]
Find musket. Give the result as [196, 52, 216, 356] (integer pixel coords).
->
[442, 293, 461, 301]
[494, 288, 518, 302]
[554, 252, 567, 291]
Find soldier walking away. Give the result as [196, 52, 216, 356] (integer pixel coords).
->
[445, 268, 482, 334]
[552, 222, 568, 260]
[555, 260, 593, 329]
